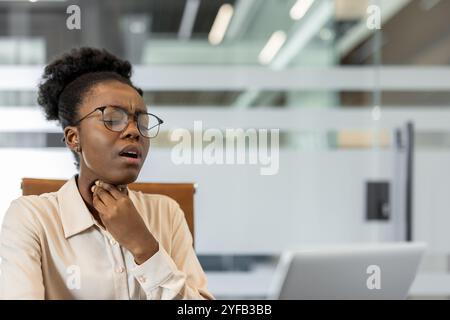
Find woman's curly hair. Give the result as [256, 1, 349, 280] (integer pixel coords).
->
[37, 47, 143, 170]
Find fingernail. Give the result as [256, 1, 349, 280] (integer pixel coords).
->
[95, 180, 100, 186]
[91, 185, 95, 193]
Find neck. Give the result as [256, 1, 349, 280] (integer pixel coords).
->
[75, 173, 103, 225]
[75, 169, 129, 214]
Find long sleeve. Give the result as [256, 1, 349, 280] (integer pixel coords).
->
[1, 179, 215, 300]
[0, 200, 45, 299]
[130, 204, 214, 300]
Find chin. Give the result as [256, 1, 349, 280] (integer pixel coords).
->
[104, 168, 140, 186]
[116, 171, 140, 185]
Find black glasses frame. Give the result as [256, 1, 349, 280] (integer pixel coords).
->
[61, 106, 164, 142]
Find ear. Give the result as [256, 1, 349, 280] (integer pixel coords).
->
[64, 126, 80, 153]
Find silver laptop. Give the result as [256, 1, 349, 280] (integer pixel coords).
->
[268, 242, 426, 300]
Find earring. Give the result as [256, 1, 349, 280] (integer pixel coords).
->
[75, 145, 81, 153]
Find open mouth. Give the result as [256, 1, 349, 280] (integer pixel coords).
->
[119, 151, 139, 159]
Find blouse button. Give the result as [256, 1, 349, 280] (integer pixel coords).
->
[138, 276, 147, 283]
[115, 266, 125, 273]
[109, 238, 117, 246]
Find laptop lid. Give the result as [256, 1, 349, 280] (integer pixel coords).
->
[269, 242, 427, 300]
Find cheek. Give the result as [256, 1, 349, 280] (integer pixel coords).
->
[82, 132, 117, 167]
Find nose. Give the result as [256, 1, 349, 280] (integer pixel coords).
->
[120, 117, 140, 140]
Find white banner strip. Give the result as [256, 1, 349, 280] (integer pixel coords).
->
[2, 106, 450, 132]
[1, 66, 450, 91]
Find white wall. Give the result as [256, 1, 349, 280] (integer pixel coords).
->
[415, 151, 450, 255]
[1, 109, 449, 255]
[0, 147, 403, 254]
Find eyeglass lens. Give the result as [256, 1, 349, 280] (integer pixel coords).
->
[102, 106, 161, 138]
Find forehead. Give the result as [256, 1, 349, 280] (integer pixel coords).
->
[82, 80, 146, 113]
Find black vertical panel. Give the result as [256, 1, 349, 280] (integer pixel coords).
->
[406, 122, 414, 241]
[366, 181, 390, 221]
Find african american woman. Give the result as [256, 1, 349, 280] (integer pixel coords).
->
[0, 47, 213, 300]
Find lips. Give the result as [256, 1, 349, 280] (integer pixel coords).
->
[118, 145, 142, 159]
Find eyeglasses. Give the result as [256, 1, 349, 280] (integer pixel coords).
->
[73, 105, 164, 139]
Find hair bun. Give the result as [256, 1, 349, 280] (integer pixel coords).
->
[37, 47, 134, 121]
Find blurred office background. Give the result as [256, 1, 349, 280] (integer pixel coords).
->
[1, 0, 450, 299]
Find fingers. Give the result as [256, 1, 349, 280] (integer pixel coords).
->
[92, 182, 116, 207]
[95, 181, 124, 200]
[92, 190, 107, 212]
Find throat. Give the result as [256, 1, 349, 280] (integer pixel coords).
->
[75, 174, 106, 229]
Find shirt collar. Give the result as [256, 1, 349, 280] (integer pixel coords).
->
[57, 175, 136, 239]
[57, 174, 97, 239]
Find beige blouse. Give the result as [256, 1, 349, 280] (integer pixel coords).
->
[0, 175, 213, 300]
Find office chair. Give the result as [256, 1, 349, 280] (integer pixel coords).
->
[21, 178, 196, 246]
